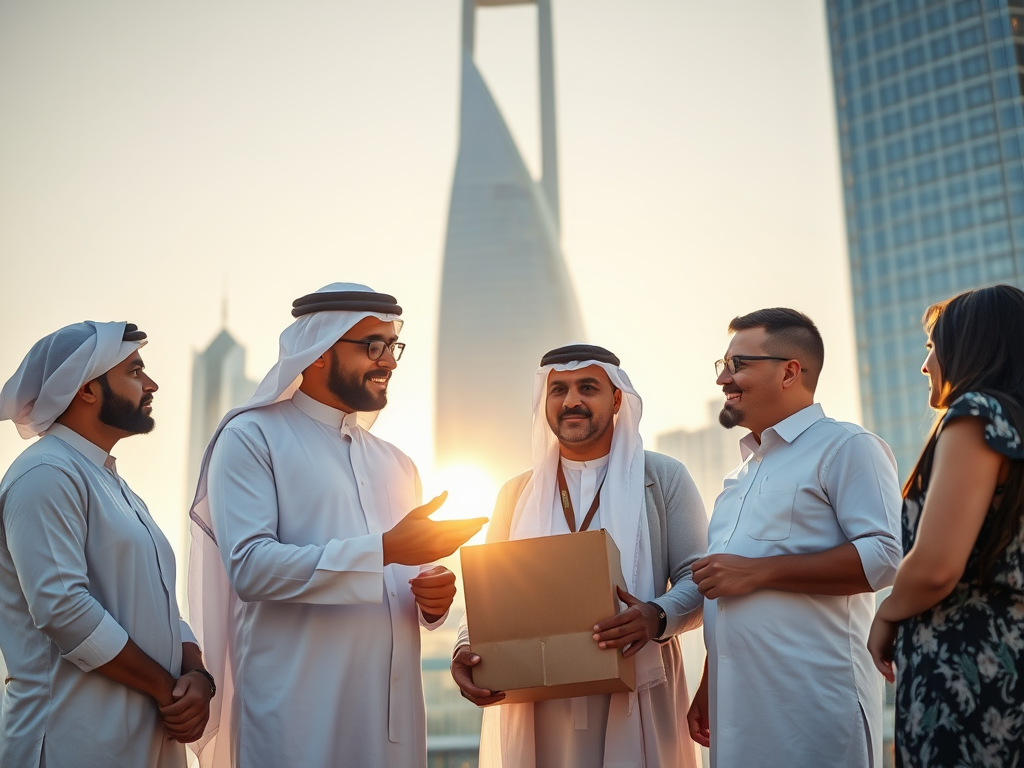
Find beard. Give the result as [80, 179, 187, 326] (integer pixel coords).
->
[326, 354, 388, 412]
[97, 377, 155, 434]
[552, 405, 609, 445]
[718, 405, 744, 429]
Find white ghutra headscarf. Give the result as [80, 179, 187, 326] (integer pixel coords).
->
[481, 344, 665, 768]
[0, 321, 146, 438]
[186, 283, 403, 768]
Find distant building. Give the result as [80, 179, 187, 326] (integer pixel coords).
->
[184, 327, 257, 585]
[656, 400, 738, 512]
[435, 0, 584, 483]
[825, 0, 1024, 473]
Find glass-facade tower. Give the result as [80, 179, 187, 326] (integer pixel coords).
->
[826, 0, 1024, 474]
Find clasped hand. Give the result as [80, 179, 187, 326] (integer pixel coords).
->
[159, 671, 213, 743]
[692, 553, 761, 599]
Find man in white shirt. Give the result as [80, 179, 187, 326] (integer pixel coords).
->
[187, 283, 485, 768]
[0, 322, 213, 768]
[452, 344, 707, 768]
[685, 308, 902, 768]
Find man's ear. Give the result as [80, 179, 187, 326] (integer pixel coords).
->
[77, 380, 101, 405]
[310, 354, 327, 369]
[780, 360, 802, 390]
[613, 388, 622, 414]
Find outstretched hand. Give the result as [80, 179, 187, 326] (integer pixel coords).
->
[382, 492, 487, 566]
[591, 586, 660, 658]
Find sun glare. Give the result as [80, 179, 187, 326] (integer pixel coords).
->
[424, 463, 500, 545]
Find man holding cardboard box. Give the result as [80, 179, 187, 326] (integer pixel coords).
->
[453, 343, 707, 768]
[686, 308, 902, 768]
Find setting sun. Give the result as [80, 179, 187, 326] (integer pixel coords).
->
[423, 463, 500, 544]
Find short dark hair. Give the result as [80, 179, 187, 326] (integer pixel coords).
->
[728, 308, 825, 391]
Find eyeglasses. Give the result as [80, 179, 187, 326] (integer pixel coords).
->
[715, 355, 790, 377]
[337, 339, 406, 361]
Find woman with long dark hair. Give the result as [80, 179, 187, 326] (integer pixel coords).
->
[867, 284, 1024, 766]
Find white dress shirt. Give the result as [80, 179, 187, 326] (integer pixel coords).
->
[0, 423, 192, 768]
[207, 390, 443, 768]
[704, 404, 902, 768]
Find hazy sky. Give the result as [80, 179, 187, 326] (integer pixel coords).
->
[0, 0, 856, 568]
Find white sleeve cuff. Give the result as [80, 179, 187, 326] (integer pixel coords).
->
[180, 620, 198, 646]
[418, 605, 449, 630]
[852, 536, 900, 591]
[62, 612, 129, 672]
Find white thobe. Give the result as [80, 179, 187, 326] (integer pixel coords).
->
[0, 424, 192, 768]
[704, 404, 902, 768]
[207, 390, 443, 768]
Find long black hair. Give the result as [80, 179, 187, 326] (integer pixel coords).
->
[903, 284, 1024, 583]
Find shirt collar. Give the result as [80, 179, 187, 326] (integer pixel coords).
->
[291, 389, 359, 430]
[44, 423, 113, 469]
[739, 403, 826, 459]
[560, 453, 611, 471]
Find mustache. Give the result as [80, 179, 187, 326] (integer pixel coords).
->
[140, 394, 154, 407]
[559, 406, 592, 420]
[722, 385, 741, 395]
[363, 370, 390, 383]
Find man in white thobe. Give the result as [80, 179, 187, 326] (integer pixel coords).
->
[452, 344, 707, 768]
[187, 284, 485, 768]
[0, 322, 213, 768]
[686, 308, 902, 768]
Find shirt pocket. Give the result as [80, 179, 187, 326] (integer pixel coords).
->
[746, 480, 797, 541]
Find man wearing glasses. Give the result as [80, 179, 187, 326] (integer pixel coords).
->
[685, 308, 902, 768]
[187, 283, 485, 768]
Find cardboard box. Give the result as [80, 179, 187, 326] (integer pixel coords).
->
[460, 529, 636, 704]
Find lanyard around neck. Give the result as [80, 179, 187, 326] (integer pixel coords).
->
[556, 460, 606, 533]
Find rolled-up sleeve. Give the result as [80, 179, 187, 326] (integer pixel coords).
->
[653, 461, 708, 637]
[209, 425, 384, 605]
[824, 432, 903, 591]
[4, 464, 129, 671]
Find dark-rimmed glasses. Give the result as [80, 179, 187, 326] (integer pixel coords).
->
[715, 355, 790, 376]
[337, 339, 406, 361]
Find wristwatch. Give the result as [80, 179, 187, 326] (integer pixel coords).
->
[191, 668, 217, 697]
[646, 601, 667, 640]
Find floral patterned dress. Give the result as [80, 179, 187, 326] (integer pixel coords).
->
[895, 392, 1024, 768]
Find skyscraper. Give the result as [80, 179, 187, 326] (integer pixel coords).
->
[826, 0, 1024, 473]
[435, 0, 585, 483]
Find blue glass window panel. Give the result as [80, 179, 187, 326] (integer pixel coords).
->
[990, 45, 1012, 69]
[872, 202, 887, 226]
[877, 55, 900, 80]
[869, 5, 891, 25]
[888, 167, 912, 191]
[930, 35, 955, 61]
[948, 183, 971, 209]
[956, 24, 985, 51]
[918, 186, 942, 209]
[901, 19, 925, 46]
[982, 0, 1003, 12]
[968, 113, 996, 138]
[863, 119, 879, 142]
[939, 121, 964, 146]
[926, 7, 951, 32]
[987, 18, 1009, 45]
[979, 199, 1008, 223]
[868, 147, 882, 170]
[896, 249, 917, 275]
[953, 0, 978, 21]
[843, 71, 857, 95]
[875, 27, 897, 52]
[960, 53, 989, 80]
[858, 63, 874, 88]
[890, 194, 914, 219]
[937, 94, 961, 117]
[987, 254, 1015, 280]
[870, 175, 885, 197]
[894, 222, 917, 246]
[1003, 135, 1022, 160]
[883, 111, 905, 134]
[995, 76, 1016, 100]
[874, 231, 889, 251]
[842, 44, 857, 70]
[943, 150, 969, 175]
[912, 130, 936, 154]
[972, 141, 1000, 167]
[976, 169, 1003, 195]
[898, 276, 922, 302]
[965, 83, 993, 108]
[923, 241, 948, 264]
[903, 44, 927, 70]
[897, 0, 919, 14]
[950, 204, 976, 230]
[909, 101, 933, 126]
[1010, 193, 1024, 216]
[933, 64, 957, 89]
[926, 268, 952, 295]
[953, 231, 978, 256]
[921, 212, 945, 238]
[861, 91, 876, 115]
[956, 261, 982, 287]
[1007, 166, 1024, 190]
[906, 73, 930, 97]
[915, 158, 940, 183]
[998, 104, 1022, 129]
[981, 223, 1011, 254]
[857, 39, 871, 61]
[881, 83, 903, 106]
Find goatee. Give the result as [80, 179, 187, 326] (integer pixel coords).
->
[718, 406, 743, 429]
